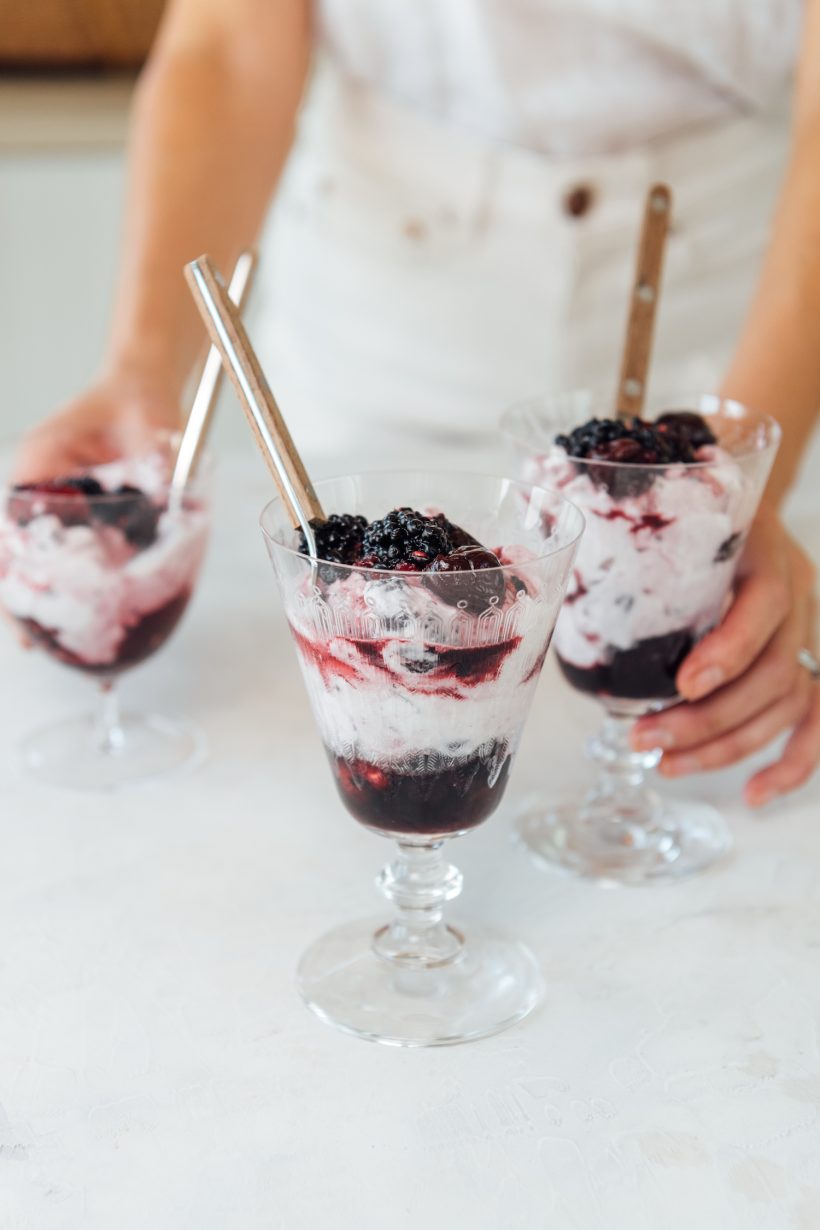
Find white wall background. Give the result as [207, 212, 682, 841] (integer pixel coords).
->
[2, 146, 124, 429]
[0, 77, 248, 455]
[1, 80, 126, 434]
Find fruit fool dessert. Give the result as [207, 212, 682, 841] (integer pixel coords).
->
[521, 412, 755, 704]
[289, 508, 551, 839]
[0, 456, 208, 675]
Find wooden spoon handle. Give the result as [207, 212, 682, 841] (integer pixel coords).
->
[615, 183, 672, 421]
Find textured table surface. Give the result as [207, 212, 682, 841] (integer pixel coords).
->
[1, 456, 819, 1230]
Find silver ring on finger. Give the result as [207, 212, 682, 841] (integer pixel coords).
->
[797, 648, 820, 681]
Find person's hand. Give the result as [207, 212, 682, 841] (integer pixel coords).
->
[631, 507, 819, 806]
[12, 374, 180, 484]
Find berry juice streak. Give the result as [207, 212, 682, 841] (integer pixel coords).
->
[330, 743, 512, 837]
[18, 589, 193, 677]
[289, 627, 523, 690]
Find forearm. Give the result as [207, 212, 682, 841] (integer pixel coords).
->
[104, 0, 310, 407]
[721, 4, 820, 508]
[721, 124, 820, 505]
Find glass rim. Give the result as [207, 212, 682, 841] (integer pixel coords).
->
[500, 390, 782, 472]
[258, 468, 586, 576]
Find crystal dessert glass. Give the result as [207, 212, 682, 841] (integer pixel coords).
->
[261, 471, 583, 1045]
[0, 434, 210, 789]
[502, 392, 780, 885]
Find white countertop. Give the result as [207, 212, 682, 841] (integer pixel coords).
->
[1, 456, 819, 1229]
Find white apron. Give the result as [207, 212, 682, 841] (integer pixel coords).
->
[252, 56, 792, 473]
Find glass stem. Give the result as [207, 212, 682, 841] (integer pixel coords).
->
[94, 678, 126, 755]
[373, 841, 464, 968]
[584, 713, 663, 836]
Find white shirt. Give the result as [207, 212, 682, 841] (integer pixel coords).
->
[317, 0, 800, 156]
[255, 4, 796, 463]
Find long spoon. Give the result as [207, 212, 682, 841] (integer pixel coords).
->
[184, 254, 324, 558]
[170, 249, 258, 501]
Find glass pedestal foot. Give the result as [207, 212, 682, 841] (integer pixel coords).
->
[297, 917, 544, 1047]
[22, 710, 207, 791]
[515, 795, 732, 886]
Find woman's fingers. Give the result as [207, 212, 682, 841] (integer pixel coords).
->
[675, 510, 793, 702]
[658, 679, 813, 777]
[11, 422, 111, 484]
[638, 511, 819, 801]
[744, 687, 820, 806]
[676, 568, 791, 702]
[10, 382, 179, 485]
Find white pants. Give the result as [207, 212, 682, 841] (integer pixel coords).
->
[253, 61, 790, 474]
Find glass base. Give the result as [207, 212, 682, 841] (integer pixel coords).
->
[22, 710, 207, 791]
[297, 916, 544, 1047]
[515, 796, 732, 886]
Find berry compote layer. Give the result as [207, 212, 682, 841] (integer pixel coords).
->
[521, 412, 753, 705]
[0, 454, 209, 675]
[289, 508, 549, 839]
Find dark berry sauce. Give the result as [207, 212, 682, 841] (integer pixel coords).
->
[329, 742, 512, 836]
[557, 628, 695, 701]
[18, 589, 193, 677]
[427, 639, 522, 686]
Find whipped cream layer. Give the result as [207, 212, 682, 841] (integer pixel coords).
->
[0, 463, 208, 667]
[522, 445, 752, 671]
[286, 558, 551, 770]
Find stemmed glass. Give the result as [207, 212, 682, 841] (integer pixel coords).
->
[502, 392, 780, 885]
[0, 432, 210, 789]
[261, 470, 583, 1046]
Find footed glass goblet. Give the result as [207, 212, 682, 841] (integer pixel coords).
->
[262, 470, 583, 1046]
[0, 434, 210, 789]
[503, 392, 780, 885]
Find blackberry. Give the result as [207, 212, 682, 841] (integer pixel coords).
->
[64, 476, 104, 496]
[426, 545, 505, 614]
[94, 484, 161, 549]
[655, 410, 717, 454]
[298, 513, 366, 566]
[360, 508, 452, 570]
[8, 477, 96, 528]
[429, 512, 479, 549]
[556, 413, 714, 496]
[714, 531, 743, 563]
[557, 417, 672, 464]
[557, 417, 627, 459]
